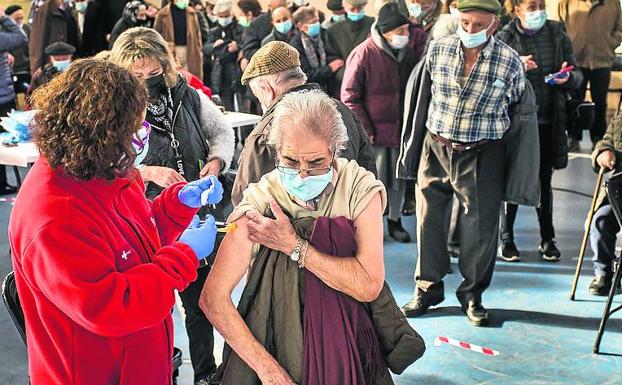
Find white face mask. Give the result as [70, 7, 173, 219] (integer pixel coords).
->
[390, 34, 409, 49]
[449, 7, 460, 18]
[293, 0, 309, 6]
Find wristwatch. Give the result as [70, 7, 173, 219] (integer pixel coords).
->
[290, 237, 304, 263]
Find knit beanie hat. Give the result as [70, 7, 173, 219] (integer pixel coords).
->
[377, 3, 409, 33]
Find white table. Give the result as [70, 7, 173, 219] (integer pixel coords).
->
[0, 142, 39, 168]
[224, 111, 261, 128]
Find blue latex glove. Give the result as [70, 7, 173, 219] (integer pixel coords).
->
[177, 175, 224, 208]
[179, 215, 217, 260]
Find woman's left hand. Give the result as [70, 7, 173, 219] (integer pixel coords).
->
[245, 200, 298, 254]
[200, 158, 223, 177]
[553, 61, 570, 85]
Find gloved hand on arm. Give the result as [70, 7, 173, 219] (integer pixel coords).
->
[179, 215, 217, 260]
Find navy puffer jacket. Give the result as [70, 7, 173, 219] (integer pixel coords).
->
[0, 16, 28, 106]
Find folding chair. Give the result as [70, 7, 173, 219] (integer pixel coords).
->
[594, 171, 622, 353]
[2, 271, 184, 378]
[2, 271, 25, 345]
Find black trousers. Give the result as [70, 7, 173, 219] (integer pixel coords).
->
[573, 67, 612, 142]
[178, 265, 217, 382]
[500, 124, 555, 243]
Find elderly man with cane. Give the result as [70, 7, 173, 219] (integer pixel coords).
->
[585, 118, 622, 296]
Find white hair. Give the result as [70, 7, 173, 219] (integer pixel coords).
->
[248, 67, 307, 94]
[213, 0, 233, 13]
[269, 89, 348, 156]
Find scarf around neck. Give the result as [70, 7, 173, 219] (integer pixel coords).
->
[300, 33, 327, 69]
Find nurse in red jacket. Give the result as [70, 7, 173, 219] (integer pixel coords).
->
[8, 58, 223, 385]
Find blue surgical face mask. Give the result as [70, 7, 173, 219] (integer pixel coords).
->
[523, 10, 547, 31]
[132, 122, 151, 165]
[175, 0, 188, 10]
[347, 11, 365, 22]
[306, 22, 321, 37]
[408, 3, 423, 18]
[275, 19, 293, 34]
[279, 168, 334, 202]
[218, 17, 233, 27]
[239, 16, 250, 27]
[134, 140, 149, 165]
[52, 59, 71, 72]
[332, 14, 346, 22]
[74, 1, 88, 13]
[456, 20, 494, 49]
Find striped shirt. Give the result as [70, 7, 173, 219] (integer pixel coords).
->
[426, 35, 525, 143]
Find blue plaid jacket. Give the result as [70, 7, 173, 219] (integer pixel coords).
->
[426, 35, 526, 143]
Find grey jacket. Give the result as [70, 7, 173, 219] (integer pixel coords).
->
[504, 80, 541, 206]
[396, 62, 541, 206]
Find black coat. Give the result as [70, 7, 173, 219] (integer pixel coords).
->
[109, 17, 154, 48]
[324, 16, 374, 98]
[82, 0, 127, 56]
[289, 31, 332, 91]
[241, 11, 272, 60]
[496, 20, 583, 170]
[143, 77, 211, 200]
[205, 20, 244, 93]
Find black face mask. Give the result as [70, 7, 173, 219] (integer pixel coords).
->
[145, 73, 166, 99]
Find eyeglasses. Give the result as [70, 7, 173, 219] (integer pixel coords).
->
[275, 154, 334, 177]
[132, 121, 152, 153]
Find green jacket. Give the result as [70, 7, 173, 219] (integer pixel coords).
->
[592, 113, 622, 207]
[216, 217, 425, 384]
[593, 113, 622, 166]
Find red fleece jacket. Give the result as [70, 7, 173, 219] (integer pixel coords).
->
[8, 159, 200, 385]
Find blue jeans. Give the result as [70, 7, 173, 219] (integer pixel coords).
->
[590, 201, 620, 277]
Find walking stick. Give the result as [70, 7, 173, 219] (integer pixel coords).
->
[570, 167, 606, 300]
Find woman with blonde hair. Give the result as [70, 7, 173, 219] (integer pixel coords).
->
[111, 27, 235, 384]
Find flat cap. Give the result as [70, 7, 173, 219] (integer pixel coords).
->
[457, 0, 501, 14]
[344, 0, 368, 7]
[44, 42, 76, 56]
[326, 0, 343, 11]
[241, 41, 300, 85]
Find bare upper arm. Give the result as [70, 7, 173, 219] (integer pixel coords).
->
[203, 215, 255, 298]
[353, 192, 385, 286]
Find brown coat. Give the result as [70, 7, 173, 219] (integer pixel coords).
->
[28, 1, 82, 74]
[154, 4, 204, 79]
[558, 0, 622, 69]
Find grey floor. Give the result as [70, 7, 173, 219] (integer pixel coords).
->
[2, 140, 622, 384]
